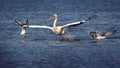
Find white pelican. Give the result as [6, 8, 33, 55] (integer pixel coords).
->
[90, 30, 116, 40]
[14, 14, 93, 38]
[28, 14, 93, 35]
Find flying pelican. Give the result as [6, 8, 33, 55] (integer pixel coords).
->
[28, 14, 93, 34]
[14, 19, 28, 38]
[14, 14, 93, 38]
[90, 30, 116, 40]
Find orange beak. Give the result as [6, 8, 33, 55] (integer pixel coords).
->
[48, 16, 56, 20]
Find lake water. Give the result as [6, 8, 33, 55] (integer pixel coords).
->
[0, 0, 120, 68]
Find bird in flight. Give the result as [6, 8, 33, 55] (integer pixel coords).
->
[14, 19, 28, 38]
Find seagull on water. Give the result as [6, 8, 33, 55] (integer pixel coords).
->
[90, 30, 116, 40]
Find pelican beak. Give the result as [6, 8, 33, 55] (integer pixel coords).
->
[48, 16, 53, 20]
[48, 17, 52, 20]
[48, 15, 57, 20]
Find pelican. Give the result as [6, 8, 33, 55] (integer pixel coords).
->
[28, 14, 93, 35]
[14, 14, 93, 38]
[14, 20, 28, 38]
[90, 30, 116, 40]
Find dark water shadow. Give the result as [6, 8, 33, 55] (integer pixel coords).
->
[107, 36, 120, 39]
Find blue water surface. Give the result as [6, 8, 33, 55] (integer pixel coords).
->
[0, 0, 120, 68]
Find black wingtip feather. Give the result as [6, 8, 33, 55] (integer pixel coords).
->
[85, 15, 97, 21]
[26, 19, 28, 25]
[80, 21, 85, 24]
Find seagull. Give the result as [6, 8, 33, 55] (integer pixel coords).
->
[90, 30, 116, 40]
[14, 19, 29, 38]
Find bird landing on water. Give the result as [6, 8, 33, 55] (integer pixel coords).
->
[90, 30, 117, 40]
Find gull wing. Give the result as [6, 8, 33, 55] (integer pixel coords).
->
[61, 17, 92, 28]
[102, 30, 116, 36]
[14, 20, 24, 26]
[28, 25, 52, 30]
[26, 19, 28, 25]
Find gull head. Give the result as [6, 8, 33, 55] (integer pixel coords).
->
[90, 32, 97, 39]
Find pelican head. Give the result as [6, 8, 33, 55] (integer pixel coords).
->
[48, 14, 58, 20]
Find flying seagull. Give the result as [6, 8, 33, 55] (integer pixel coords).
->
[14, 19, 28, 38]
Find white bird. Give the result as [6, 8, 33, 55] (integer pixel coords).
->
[14, 20, 28, 38]
[90, 30, 116, 40]
[28, 14, 93, 35]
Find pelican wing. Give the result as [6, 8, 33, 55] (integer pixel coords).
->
[28, 25, 52, 30]
[61, 17, 92, 28]
[61, 20, 87, 28]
